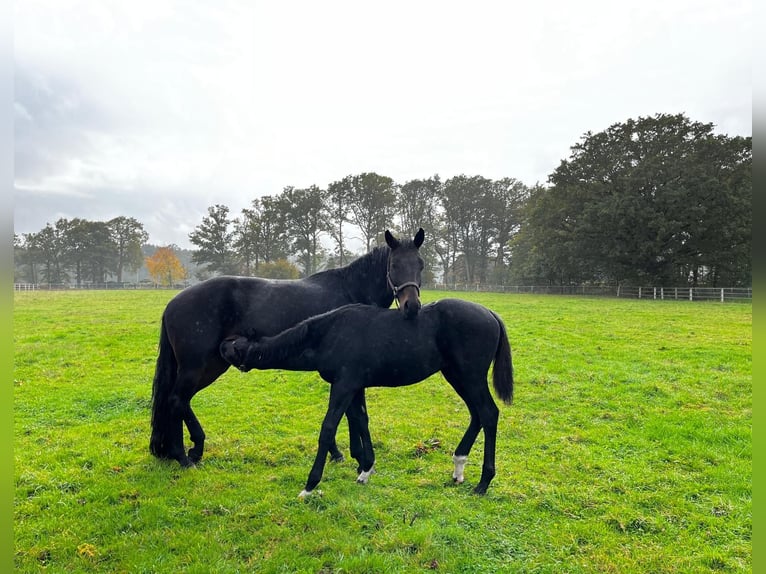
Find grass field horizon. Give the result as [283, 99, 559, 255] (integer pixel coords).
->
[14, 289, 751, 572]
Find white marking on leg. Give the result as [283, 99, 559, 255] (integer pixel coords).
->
[356, 463, 376, 484]
[298, 489, 322, 499]
[453, 454, 468, 484]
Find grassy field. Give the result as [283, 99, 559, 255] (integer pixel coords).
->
[13, 289, 751, 573]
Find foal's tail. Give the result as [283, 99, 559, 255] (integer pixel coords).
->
[149, 314, 177, 458]
[490, 311, 514, 405]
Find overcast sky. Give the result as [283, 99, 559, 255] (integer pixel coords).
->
[14, 0, 752, 250]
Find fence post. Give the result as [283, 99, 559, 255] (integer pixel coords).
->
[689, 288, 693, 301]
[721, 288, 724, 303]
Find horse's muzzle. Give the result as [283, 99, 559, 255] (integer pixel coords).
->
[398, 290, 421, 319]
[220, 336, 250, 371]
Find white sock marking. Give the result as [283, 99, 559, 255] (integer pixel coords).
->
[453, 454, 468, 483]
[356, 464, 376, 484]
[298, 489, 322, 499]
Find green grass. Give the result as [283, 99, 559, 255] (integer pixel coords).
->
[14, 290, 751, 573]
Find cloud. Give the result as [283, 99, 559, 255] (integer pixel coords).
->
[13, 0, 752, 249]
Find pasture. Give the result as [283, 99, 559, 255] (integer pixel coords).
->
[14, 290, 751, 573]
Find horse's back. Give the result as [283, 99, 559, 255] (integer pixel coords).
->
[162, 275, 351, 363]
[428, 298, 502, 366]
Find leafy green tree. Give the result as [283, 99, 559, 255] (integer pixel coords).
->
[279, 185, 328, 276]
[490, 178, 529, 284]
[256, 258, 300, 279]
[440, 175, 493, 284]
[516, 113, 751, 286]
[233, 206, 262, 276]
[83, 220, 116, 283]
[397, 175, 442, 283]
[108, 216, 148, 283]
[326, 178, 353, 266]
[342, 172, 397, 252]
[23, 221, 70, 284]
[189, 204, 238, 275]
[60, 219, 116, 286]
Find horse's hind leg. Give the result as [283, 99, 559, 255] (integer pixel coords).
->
[443, 367, 482, 483]
[444, 369, 500, 493]
[473, 395, 499, 494]
[183, 360, 229, 464]
[329, 434, 345, 463]
[164, 391, 194, 468]
[185, 407, 205, 463]
[452, 408, 482, 484]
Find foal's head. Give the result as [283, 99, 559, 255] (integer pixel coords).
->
[384, 228, 425, 319]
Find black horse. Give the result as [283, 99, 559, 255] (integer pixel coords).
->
[150, 228, 425, 468]
[220, 298, 514, 497]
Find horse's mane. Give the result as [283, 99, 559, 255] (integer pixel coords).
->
[342, 245, 390, 276]
[336, 245, 393, 307]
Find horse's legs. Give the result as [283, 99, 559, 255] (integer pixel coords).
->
[452, 402, 482, 484]
[301, 386, 356, 497]
[346, 390, 376, 480]
[444, 369, 500, 493]
[328, 432, 345, 463]
[164, 385, 194, 468]
[176, 359, 228, 466]
[184, 407, 206, 463]
[472, 393, 499, 494]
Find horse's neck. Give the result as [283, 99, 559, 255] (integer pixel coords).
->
[259, 322, 318, 371]
[339, 248, 393, 307]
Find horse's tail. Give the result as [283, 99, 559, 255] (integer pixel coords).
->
[490, 311, 514, 405]
[149, 314, 177, 458]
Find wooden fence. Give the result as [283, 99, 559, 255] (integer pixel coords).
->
[14, 282, 752, 302]
[426, 283, 752, 302]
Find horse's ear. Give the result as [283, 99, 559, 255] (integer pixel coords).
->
[384, 230, 400, 249]
[414, 228, 424, 248]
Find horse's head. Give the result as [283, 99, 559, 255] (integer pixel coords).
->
[220, 335, 255, 372]
[384, 228, 425, 319]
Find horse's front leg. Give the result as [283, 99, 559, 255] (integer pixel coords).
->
[300, 386, 356, 498]
[346, 390, 375, 482]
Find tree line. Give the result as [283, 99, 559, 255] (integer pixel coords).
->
[15, 216, 148, 286]
[14, 113, 751, 288]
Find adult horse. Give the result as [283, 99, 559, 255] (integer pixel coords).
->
[150, 228, 425, 468]
[220, 298, 514, 497]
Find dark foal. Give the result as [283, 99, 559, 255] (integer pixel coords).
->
[220, 298, 514, 497]
[150, 228, 424, 468]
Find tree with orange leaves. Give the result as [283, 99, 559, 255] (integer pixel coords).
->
[145, 246, 187, 287]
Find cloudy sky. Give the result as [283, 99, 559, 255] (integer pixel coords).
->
[14, 0, 752, 249]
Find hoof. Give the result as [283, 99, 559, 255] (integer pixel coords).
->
[452, 454, 467, 484]
[356, 465, 376, 484]
[178, 457, 196, 469]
